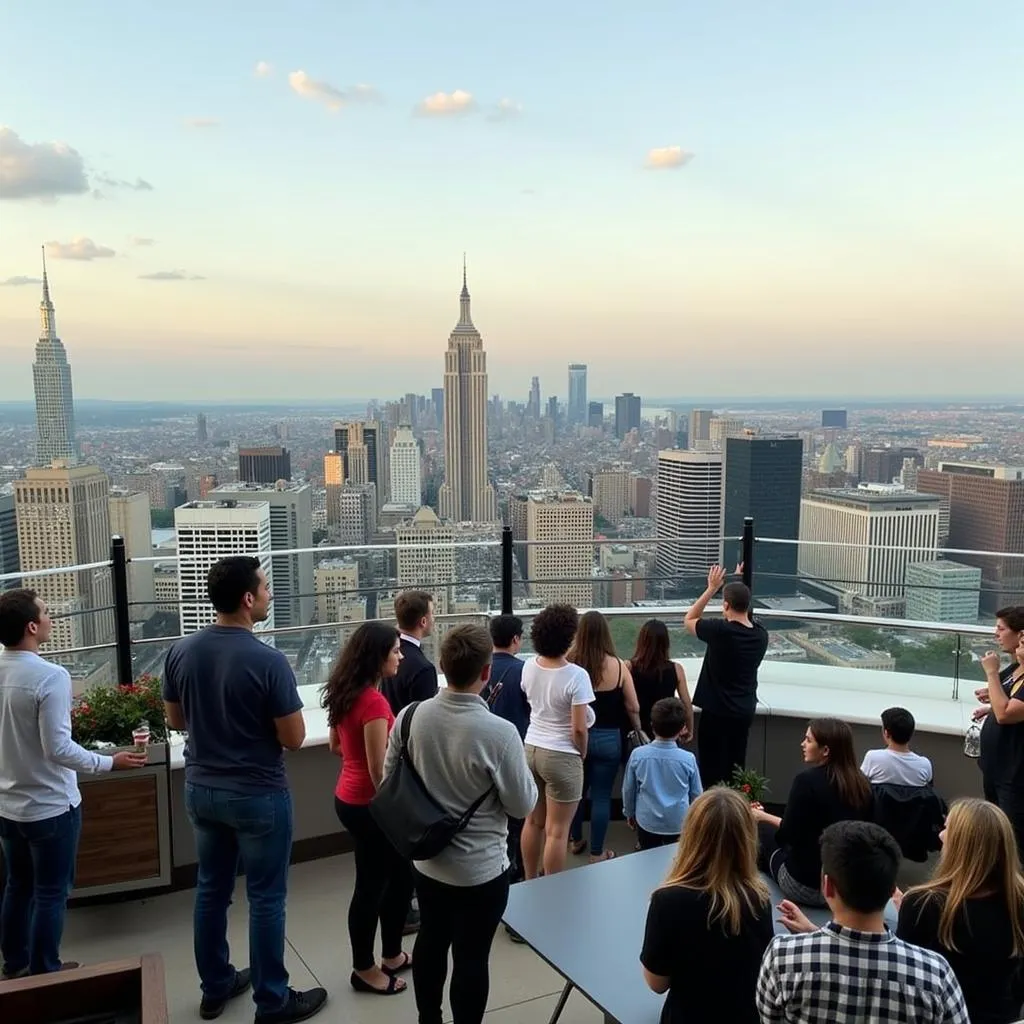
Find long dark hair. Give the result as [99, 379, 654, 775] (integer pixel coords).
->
[808, 717, 872, 810]
[320, 622, 399, 727]
[569, 610, 616, 688]
[631, 619, 671, 677]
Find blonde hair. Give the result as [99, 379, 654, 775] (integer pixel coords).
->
[905, 798, 1024, 955]
[658, 787, 770, 936]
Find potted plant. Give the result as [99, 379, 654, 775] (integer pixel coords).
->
[727, 765, 770, 804]
[70, 674, 167, 750]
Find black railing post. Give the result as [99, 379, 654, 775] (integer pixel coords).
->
[741, 517, 754, 592]
[500, 526, 513, 614]
[110, 536, 133, 687]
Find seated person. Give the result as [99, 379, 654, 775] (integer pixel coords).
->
[752, 718, 874, 907]
[641, 788, 774, 1024]
[624, 698, 702, 849]
[860, 707, 933, 786]
[897, 798, 1024, 1024]
[761, 820, 968, 1023]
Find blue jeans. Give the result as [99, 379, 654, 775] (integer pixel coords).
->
[185, 784, 293, 1015]
[0, 805, 81, 975]
[569, 729, 622, 854]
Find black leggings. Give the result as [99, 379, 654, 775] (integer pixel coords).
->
[984, 779, 1024, 865]
[697, 712, 753, 789]
[412, 868, 510, 1024]
[637, 826, 678, 850]
[334, 798, 414, 971]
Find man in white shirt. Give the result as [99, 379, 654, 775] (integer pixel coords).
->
[860, 707, 933, 787]
[0, 589, 145, 978]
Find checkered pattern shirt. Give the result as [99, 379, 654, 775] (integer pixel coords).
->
[756, 922, 969, 1023]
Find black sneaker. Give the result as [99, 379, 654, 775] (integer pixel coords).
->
[1, 966, 28, 980]
[201, 968, 252, 1020]
[254, 987, 328, 1024]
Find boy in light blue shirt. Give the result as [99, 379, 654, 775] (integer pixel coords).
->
[624, 698, 702, 849]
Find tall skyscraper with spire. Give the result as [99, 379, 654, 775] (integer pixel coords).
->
[439, 261, 497, 523]
[33, 248, 76, 466]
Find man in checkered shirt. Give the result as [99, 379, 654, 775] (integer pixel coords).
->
[756, 820, 968, 1023]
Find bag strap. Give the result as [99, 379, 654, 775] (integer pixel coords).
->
[399, 701, 419, 752]
[485, 664, 514, 707]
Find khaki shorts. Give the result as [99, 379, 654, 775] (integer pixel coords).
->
[525, 744, 584, 804]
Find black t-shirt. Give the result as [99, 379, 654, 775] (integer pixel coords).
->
[633, 663, 679, 734]
[898, 890, 1024, 1024]
[641, 884, 774, 1024]
[692, 618, 768, 718]
[775, 765, 874, 889]
[979, 664, 1024, 788]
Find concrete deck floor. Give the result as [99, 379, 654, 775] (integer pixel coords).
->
[64, 823, 644, 1023]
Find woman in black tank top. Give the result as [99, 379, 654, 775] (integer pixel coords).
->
[628, 619, 694, 741]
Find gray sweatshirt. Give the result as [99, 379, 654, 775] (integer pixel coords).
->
[384, 687, 538, 886]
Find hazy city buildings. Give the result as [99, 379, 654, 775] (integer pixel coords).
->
[528, 377, 541, 420]
[905, 559, 982, 624]
[710, 417, 745, 451]
[313, 559, 364, 626]
[722, 436, 804, 589]
[338, 484, 377, 546]
[334, 421, 383, 500]
[438, 266, 497, 523]
[196, 412, 208, 443]
[0, 493, 17, 590]
[389, 425, 422, 507]
[655, 451, 723, 580]
[568, 364, 587, 425]
[33, 253, 76, 466]
[210, 481, 314, 628]
[917, 462, 1024, 613]
[798, 486, 940, 601]
[688, 409, 713, 449]
[591, 467, 632, 524]
[396, 506, 455, 616]
[821, 409, 848, 429]
[14, 462, 113, 650]
[108, 488, 155, 624]
[238, 446, 291, 484]
[588, 402, 604, 429]
[521, 490, 594, 607]
[614, 393, 642, 440]
[174, 500, 274, 637]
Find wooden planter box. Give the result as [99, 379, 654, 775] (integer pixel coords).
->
[72, 744, 172, 898]
[0, 954, 167, 1023]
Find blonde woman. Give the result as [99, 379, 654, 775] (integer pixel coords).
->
[640, 788, 773, 1024]
[897, 799, 1024, 1024]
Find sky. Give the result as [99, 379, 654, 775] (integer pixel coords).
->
[1, 1, 1022, 402]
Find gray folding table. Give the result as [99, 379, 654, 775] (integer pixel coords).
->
[503, 846, 894, 1024]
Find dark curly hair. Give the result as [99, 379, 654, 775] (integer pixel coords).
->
[320, 621, 399, 727]
[531, 604, 578, 658]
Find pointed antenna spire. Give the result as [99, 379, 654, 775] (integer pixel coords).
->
[41, 244, 50, 302]
[458, 253, 473, 326]
[461, 252, 469, 298]
[39, 244, 57, 340]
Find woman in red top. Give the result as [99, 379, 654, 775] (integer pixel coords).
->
[322, 622, 413, 996]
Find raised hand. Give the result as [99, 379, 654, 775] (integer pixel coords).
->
[707, 565, 727, 592]
[981, 651, 1002, 675]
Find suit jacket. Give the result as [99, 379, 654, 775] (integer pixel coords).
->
[382, 638, 439, 715]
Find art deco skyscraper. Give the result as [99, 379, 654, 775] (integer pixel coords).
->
[33, 249, 76, 466]
[439, 263, 497, 523]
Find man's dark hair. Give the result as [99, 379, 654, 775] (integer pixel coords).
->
[395, 590, 432, 631]
[651, 697, 686, 740]
[997, 606, 1024, 633]
[820, 820, 901, 913]
[441, 624, 494, 689]
[881, 706, 915, 745]
[490, 614, 523, 650]
[722, 581, 751, 614]
[207, 557, 262, 614]
[0, 589, 40, 648]
[531, 604, 578, 658]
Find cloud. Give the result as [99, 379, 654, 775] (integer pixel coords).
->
[288, 70, 347, 111]
[45, 237, 116, 260]
[254, 60, 273, 77]
[416, 90, 475, 116]
[184, 117, 220, 129]
[129, 236, 156, 246]
[645, 146, 694, 170]
[0, 126, 89, 200]
[0, 275, 43, 287]
[350, 83, 382, 103]
[138, 269, 205, 281]
[95, 174, 154, 191]
[489, 98, 523, 122]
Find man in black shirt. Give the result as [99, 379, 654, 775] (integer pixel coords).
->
[685, 564, 768, 789]
[382, 590, 439, 716]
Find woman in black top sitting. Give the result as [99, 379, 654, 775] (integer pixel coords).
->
[567, 611, 641, 861]
[627, 619, 694, 742]
[641, 787, 773, 1024]
[977, 607, 1024, 860]
[897, 798, 1024, 1024]
[752, 717, 873, 906]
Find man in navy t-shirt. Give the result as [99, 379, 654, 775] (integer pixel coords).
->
[163, 557, 326, 1024]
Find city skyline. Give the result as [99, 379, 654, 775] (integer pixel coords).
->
[1, 2, 1022, 401]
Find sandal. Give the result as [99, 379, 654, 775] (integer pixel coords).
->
[589, 850, 616, 863]
[382, 952, 413, 977]
[570, 839, 587, 856]
[350, 971, 406, 995]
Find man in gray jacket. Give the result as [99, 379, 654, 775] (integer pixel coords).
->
[384, 623, 537, 1024]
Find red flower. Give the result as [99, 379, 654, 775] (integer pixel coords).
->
[742, 784, 752, 793]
